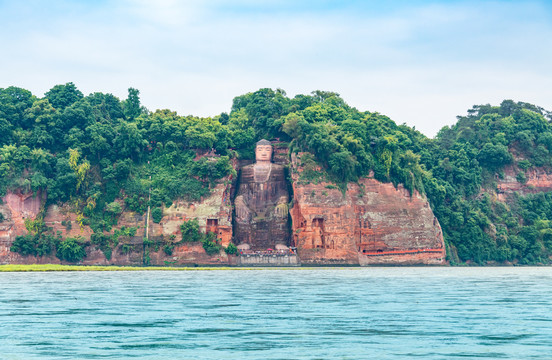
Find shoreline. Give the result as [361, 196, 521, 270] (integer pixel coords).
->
[0, 263, 549, 272]
[0, 264, 263, 272]
[0, 264, 343, 272]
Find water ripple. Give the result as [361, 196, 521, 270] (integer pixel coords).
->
[1, 267, 552, 359]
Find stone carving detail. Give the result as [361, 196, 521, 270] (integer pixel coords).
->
[234, 140, 290, 250]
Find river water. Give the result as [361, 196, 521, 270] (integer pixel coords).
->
[1, 267, 551, 359]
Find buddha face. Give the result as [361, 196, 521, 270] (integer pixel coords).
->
[255, 145, 273, 162]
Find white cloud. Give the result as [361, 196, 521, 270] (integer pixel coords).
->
[121, 0, 204, 27]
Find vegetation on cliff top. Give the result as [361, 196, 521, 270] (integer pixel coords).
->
[1, 84, 552, 264]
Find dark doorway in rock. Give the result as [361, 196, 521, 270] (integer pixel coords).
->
[207, 219, 218, 234]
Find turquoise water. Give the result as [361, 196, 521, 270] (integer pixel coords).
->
[1, 267, 551, 359]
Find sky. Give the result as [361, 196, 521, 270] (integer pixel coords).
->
[0, 0, 551, 137]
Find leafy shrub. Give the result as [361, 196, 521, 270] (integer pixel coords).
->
[516, 172, 527, 184]
[163, 243, 175, 255]
[180, 219, 201, 242]
[24, 218, 46, 234]
[61, 220, 72, 230]
[518, 159, 532, 170]
[151, 207, 163, 223]
[201, 232, 221, 255]
[105, 201, 122, 215]
[11, 233, 60, 257]
[143, 249, 151, 266]
[11, 235, 39, 256]
[56, 237, 86, 262]
[120, 243, 133, 254]
[36, 234, 61, 257]
[112, 226, 138, 241]
[224, 242, 238, 255]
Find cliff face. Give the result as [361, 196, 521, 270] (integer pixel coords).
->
[496, 166, 552, 201]
[0, 191, 45, 264]
[0, 191, 44, 236]
[0, 181, 232, 266]
[0, 156, 236, 266]
[0, 151, 447, 266]
[290, 153, 446, 265]
[154, 177, 233, 248]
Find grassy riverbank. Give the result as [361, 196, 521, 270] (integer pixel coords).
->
[0, 264, 255, 272]
[0, 264, 355, 272]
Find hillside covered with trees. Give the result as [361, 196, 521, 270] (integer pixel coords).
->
[1, 83, 552, 264]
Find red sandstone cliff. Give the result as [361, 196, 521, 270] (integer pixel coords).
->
[1, 152, 448, 266]
[0, 156, 236, 266]
[0, 185, 232, 266]
[290, 153, 446, 265]
[0, 191, 45, 264]
[496, 165, 552, 201]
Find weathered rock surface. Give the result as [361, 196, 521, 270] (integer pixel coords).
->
[155, 177, 233, 247]
[290, 153, 446, 265]
[496, 166, 552, 201]
[0, 191, 44, 237]
[0, 155, 236, 266]
[0, 191, 46, 264]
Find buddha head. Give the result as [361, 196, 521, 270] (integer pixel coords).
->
[255, 139, 273, 163]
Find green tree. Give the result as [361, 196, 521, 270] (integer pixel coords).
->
[123, 87, 144, 120]
[201, 231, 221, 255]
[224, 242, 238, 255]
[151, 207, 163, 223]
[56, 237, 87, 262]
[477, 143, 513, 169]
[0, 86, 35, 129]
[180, 219, 201, 242]
[45, 82, 83, 110]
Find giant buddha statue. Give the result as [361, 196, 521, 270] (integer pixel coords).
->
[234, 139, 290, 250]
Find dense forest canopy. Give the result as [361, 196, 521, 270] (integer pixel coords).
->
[1, 83, 552, 264]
